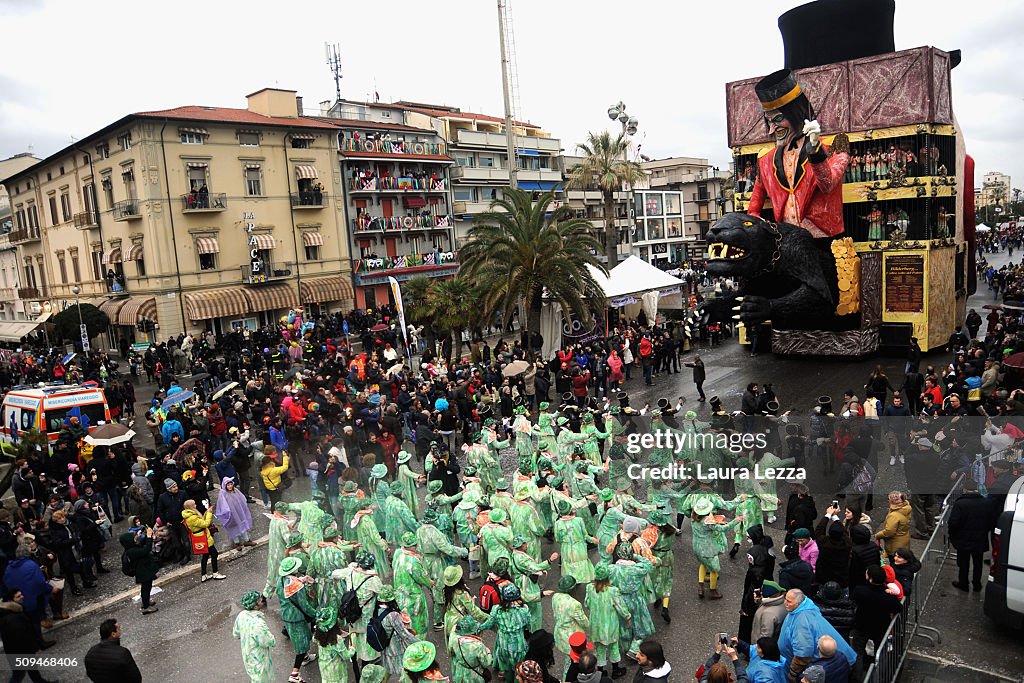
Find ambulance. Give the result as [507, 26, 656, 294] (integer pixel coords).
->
[1, 383, 111, 453]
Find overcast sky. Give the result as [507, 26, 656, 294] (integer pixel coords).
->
[1, 0, 1021, 190]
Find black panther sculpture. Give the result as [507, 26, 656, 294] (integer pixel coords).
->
[705, 213, 855, 330]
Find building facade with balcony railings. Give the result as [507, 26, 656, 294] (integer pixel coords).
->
[1, 88, 356, 346]
[638, 157, 734, 266]
[310, 108, 457, 310]
[367, 101, 564, 249]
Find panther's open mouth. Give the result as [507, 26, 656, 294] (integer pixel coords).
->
[707, 243, 748, 260]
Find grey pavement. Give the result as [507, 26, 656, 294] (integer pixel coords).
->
[8, 252, 1023, 682]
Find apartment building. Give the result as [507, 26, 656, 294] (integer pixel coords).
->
[1, 88, 354, 346]
[979, 171, 1012, 208]
[640, 157, 731, 264]
[392, 103, 563, 247]
[561, 154, 633, 264]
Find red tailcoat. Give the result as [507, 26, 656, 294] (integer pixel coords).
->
[748, 141, 849, 237]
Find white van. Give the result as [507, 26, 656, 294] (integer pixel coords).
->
[1, 383, 111, 454]
[985, 475, 1024, 629]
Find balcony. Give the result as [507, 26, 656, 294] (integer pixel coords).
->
[17, 287, 40, 299]
[450, 165, 509, 182]
[339, 137, 446, 157]
[352, 214, 453, 234]
[181, 192, 227, 212]
[354, 251, 458, 275]
[566, 189, 632, 202]
[74, 211, 98, 228]
[518, 169, 563, 184]
[8, 228, 40, 244]
[290, 191, 327, 208]
[113, 199, 142, 221]
[453, 200, 496, 214]
[453, 129, 561, 154]
[241, 260, 295, 285]
[348, 177, 448, 193]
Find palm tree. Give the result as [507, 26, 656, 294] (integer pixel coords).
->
[460, 188, 606, 341]
[425, 275, 480, 360]
[566, 130, 647, 267]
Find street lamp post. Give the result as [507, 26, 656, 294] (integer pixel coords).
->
[606, 102, 639, 263]
[71, 285, 85, 351]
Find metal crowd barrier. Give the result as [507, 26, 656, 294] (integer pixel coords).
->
[860, 469, 977, 683]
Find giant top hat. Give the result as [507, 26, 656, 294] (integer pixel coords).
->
[755, 69, 803, 111]
[778, 0, 895, 71]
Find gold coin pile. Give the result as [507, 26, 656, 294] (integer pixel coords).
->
[832, 237, 861, 315]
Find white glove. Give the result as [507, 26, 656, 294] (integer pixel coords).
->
[802, 119, 821, 148]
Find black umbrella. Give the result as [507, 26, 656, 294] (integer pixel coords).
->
[189, 372, 211, 382]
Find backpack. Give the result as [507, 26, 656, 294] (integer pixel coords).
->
[121, 549, 137, 577]
[340, 575, 371, 623]
[479, 577, 508, 612]
[850, 461, 877, 494]
[366, 603, 397, 652]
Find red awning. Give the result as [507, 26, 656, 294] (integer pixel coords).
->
[404, 196, 427, 208]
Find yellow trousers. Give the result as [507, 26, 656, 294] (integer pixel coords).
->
[698, 564, 719, 589]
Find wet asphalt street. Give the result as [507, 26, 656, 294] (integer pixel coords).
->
[17, 251, 1024, 683]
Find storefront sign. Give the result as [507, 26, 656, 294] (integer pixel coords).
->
[243, 211, 266, 283]
[884, 254, 925, 313]
[562, 310, 606, 346]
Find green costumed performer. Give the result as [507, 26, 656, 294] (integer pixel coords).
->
[553, 499, 596, 583]
[424, 480, 460, 543]
[337, 481, 365, 543]
[580, 411, 610, 467]
[509, 487, 546, 559]
[449, 615, 492, 683]
[567, 457, 602, 535]
[452, 497, 482, 579]
[383, 481, 420, 545]
[403, 640, 446, 683]
[277, 556, 317, 683]
[474, 583, 532, 681]
[643, 511, 677, 624]
[369, 464, 390, 531]
[392, 531, 434, 636]
[263, 502, 294, 598]
[233, 591, 276, 683]
[360, 663, 386, 683]
[308, 526, 357, 608]
[594, 492, 626, 563]
[585, 564, 631, 678]
[286, 499, 332, 548]
[609, 545, 654, 659]
[512, 403, 536, 468]
[417, 509, 470, 630]
[748, 449, 796, 525]
[396, 450, 425, 518]
[508, 536, 556, 632]
[551, 576, 591, 676]
[465, 434, 501, 495]
[555, 415, 588, 463]
[689, 498, 744, 599]
[729, 458, 765, 558]
[352, 500, 390, 581]
[285, 531, 311, 570]
[333, 551, 383, 666]
[605, 407, 634, 492]
[488, 477, 515, 517]
[374, 585, 420, 680]
[442, 565, 490, 641]
[479, 507, 514, 575]
[313, 606, 356, 683]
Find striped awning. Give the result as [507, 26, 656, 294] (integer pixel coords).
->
[98, 298, 126, 321]
[117, 297, 157, 326]
[184, 288, 250, 321]
[291, 133, 316, 140]
[186, 161, 208, 169]
[302, 232, 324, 247]
[244, 163, 262, 170]
[123, 243, 144, 261]
[179, 127, 208, 135]
[299, 275, 354, 304]
[195, 237, 220, 254]
[244, 283, 295, 313]
[295, 165, 318, 180]
[101, 247, 122, 264]
[250, 234, 276, 250]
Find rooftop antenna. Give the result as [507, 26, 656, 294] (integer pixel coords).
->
[325, 43, 343, 104]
